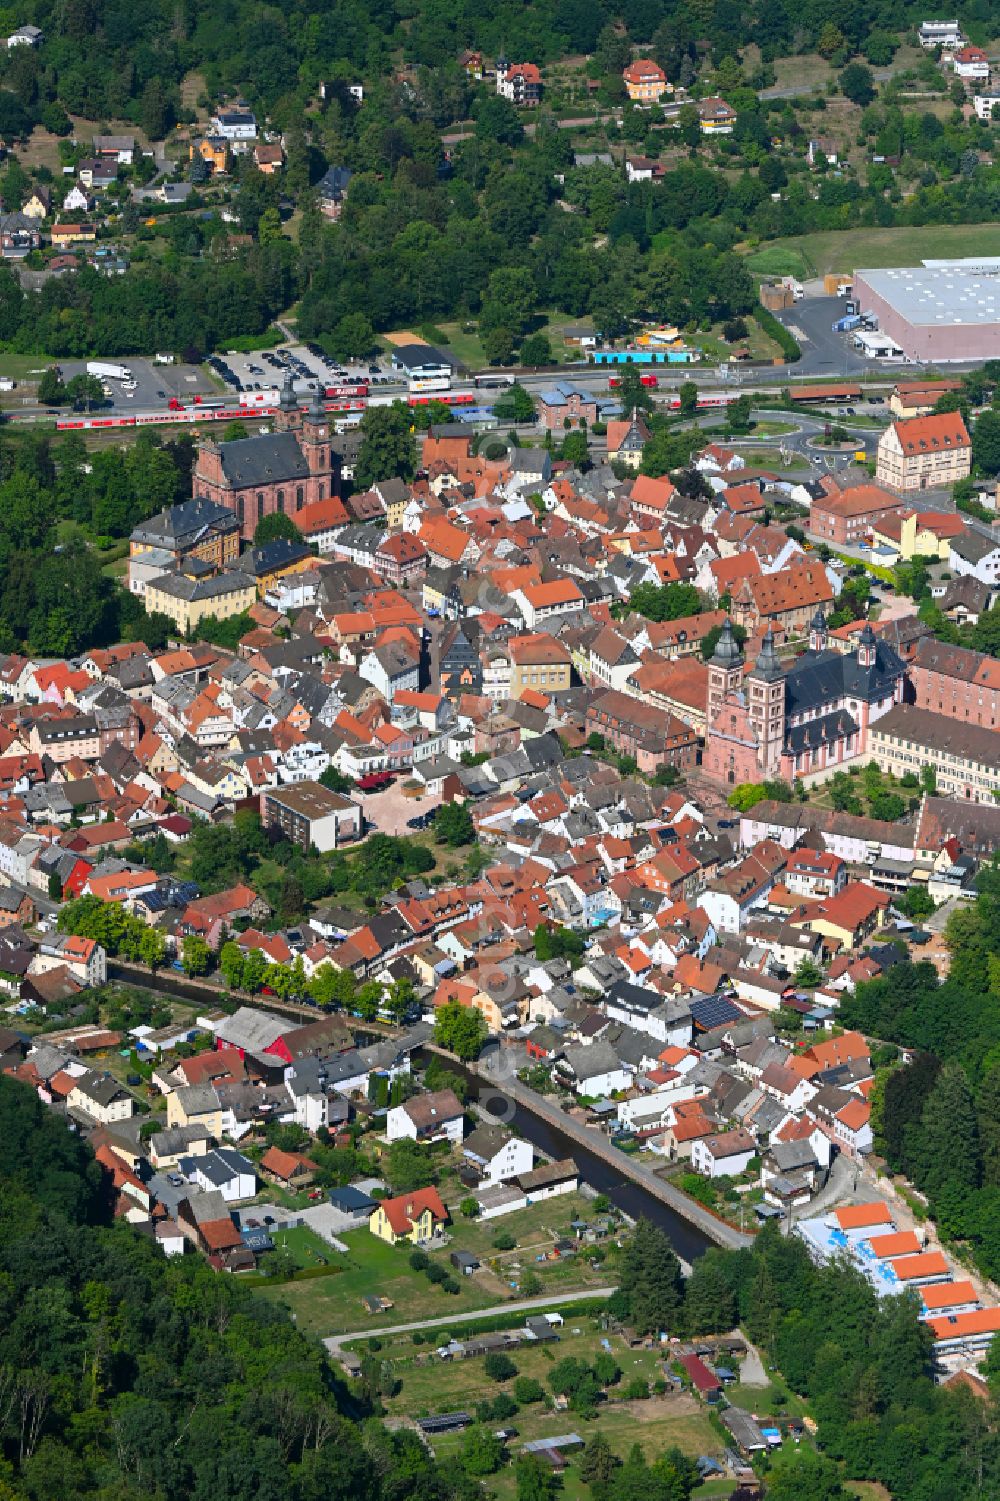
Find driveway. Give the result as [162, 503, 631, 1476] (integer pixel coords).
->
[737, 1338, 769, 1388]
[323, 1285, 615, 1352]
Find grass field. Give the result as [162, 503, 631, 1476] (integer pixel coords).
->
[381, 1322, 721, 1500]
[745, 222, 1000, 280]
[729, 444, 808, 470]
[253, 1190, 612, 1337]
[255, 1227, 499, 1337]
[388, 313, 582, 371]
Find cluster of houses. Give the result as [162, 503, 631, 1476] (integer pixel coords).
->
[0, 380, 995, 1362]
[0, 992, 581, 1269]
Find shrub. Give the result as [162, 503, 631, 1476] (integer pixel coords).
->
[625, 1377, 648, 1400]
[409, 1249, 429, 1272]
[484, 1351, 519, 1382]
[514, 1376, 546, 1404]
[493, 1230, 516, 1251]
[426, 1262, 447, 1285]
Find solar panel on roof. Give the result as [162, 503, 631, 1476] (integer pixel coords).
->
[418, 1413, 474, 1433]
[690, 995, 743, 1030]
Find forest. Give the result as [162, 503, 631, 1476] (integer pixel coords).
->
[1, 1080, 997, 1501]
[0, 427, 194, 654]
[840, 858, 1000, 1279]
[1, 0, 1000, 358]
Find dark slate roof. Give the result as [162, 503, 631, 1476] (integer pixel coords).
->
[132, 497, 237, 548]
[783, 642, 904, 718]
[786, 708, 858, 755]
[318, 165, 352, 200]
[236, 538, 313, 577]
[217, 432, 309, 487]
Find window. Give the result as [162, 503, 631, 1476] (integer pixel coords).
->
[277, 490, 285, 512]
[256, 493, 264, 520]
[236, 497, 244, 524]
[296, 486, 304, 509]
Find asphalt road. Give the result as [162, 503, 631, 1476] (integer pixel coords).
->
[322, 1286, 615, 1351]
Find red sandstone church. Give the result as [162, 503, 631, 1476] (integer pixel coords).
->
[193, 376, 341, 540]
[703, 613, 906, 787]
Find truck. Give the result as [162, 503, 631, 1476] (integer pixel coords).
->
[832, 314, 862, 334]
[87, 361, 131, 382]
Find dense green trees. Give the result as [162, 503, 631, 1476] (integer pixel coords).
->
[355, 404, 418, 489]
[434, 998, 488, 1060]
[840, 862, 1000, 1275]
[614, 1217, 684, 1335]
[0, 427, 189, 651]
[0, 1072, 497, 1500]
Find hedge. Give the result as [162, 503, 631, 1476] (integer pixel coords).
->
[754, 306, 801, 362]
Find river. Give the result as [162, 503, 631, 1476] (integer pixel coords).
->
[107, 965, 717, 1262]
[446, 1061, 715, 1265]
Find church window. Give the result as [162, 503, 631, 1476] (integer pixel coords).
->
[296, 486, 304, 509]
[277, 490, 285, 512]
[236, 497, 244, 523]
[256, 493, 264, 519]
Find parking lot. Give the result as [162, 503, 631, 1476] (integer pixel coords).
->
[357, 779, 442, 836]
[215, 342, 393, 402]
[57, 356, 215, 412]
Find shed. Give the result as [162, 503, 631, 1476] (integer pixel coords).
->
[451, 1250, 480, 1274]
[418, 1413, 474, 1433]
[678, 1352, 722, 1401]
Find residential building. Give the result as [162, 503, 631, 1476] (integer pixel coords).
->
[910, 637, 1000, 728]
[209, 109, 258, 146]
[143, 571, 256, 635]
[730, 562, 834, 637]
[496, 58, 543, 105]
[952, 43, 989, 77]
[697, 97, 736, 133]
[128, 498, 241, 596]
[386, 1088, 465, 1144]
[919, 20, 964, 47]
[875, 414, 971, 492]
[869, 703, 1000, 802]
[949, 529, 1000, 588]
[260, 781, 362, 851]
[606, 409, 650, 469]
[67, 1071, 134, 1124]
[316, 165, 352, 220]
[537, 383, 598, 431]
[462, 1123, 534, 1184]
[369, 1186, 448, 1244]
[690, 1129, 756, 1179]
[808, 484, 902, 546]
[509, 634, 573, 698]
[622, 58, 670, 103]
[586, 688, 699, 774]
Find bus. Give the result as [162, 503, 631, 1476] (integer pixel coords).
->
[474, 374, 515, 389]
[408, 374, 452, 393]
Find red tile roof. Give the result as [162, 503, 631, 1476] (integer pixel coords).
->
[377, 1186, 448, 1236]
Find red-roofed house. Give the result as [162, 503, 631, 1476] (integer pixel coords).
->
[369, 1186, 448, 1244]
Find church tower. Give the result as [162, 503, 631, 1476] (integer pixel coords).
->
[809, 608, 828, 654]
[301, 388, 329, 474]
[275, 372, 301, 433]
[707, 617, 744, 729]
[746, 626, 785, 778]
[857, 622, 877, 670]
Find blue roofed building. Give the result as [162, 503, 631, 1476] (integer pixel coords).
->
[538, 382, 599, 432]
